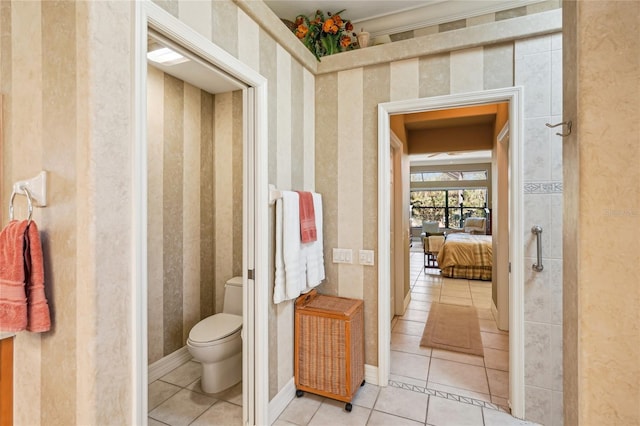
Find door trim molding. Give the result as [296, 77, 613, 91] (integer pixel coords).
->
[377, 87, 525, 418]
[133, 3, 269, 424]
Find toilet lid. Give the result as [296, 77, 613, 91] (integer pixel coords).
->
[189, 313, 242, 343]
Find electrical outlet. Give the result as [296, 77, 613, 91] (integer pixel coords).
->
[359, 249, 375, 266]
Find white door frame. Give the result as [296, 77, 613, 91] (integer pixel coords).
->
[133, 3, 269, 425]
[377, 87, 526, 418]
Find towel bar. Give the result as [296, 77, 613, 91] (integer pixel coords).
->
[269, 184, 282, 205]
[9, 187, 33, 223]
[8, 171, 47, 223]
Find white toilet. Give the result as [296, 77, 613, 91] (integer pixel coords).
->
[187, 276, 243, 394]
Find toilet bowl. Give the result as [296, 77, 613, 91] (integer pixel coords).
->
[187, 276, 243, 394]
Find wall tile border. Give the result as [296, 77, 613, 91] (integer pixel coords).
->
[524, 181, 562, 194]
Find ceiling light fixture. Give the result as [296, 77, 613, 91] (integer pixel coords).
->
[147, 47, 189, 65]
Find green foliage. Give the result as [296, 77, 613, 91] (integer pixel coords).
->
[411, 189, 487, 228]
[291, 10, 357, 60]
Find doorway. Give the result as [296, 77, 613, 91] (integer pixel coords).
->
[133, 3, 269, 425]
[377, 87, 526, 417]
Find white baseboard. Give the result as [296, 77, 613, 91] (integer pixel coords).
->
[365, 364, 379, 386]
[491, 300, 498, 321]
[403, 291, 411, 312]
[491, 299, 509, 332]
[268, 365, 379, 424]
[148, 346, 193, 384]
[268, 377, 295, 425]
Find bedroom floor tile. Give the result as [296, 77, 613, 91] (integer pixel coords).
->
[439, 295, 473, 306]
[431, 348, 485, 367]
[428, 357, 490, 394]
[411, 292, 439, 302]
[486, 368, 510, 399]
[390, 350, 430, 381]
[393, 319, 426, 336]
[441, 287, 471, 298]
[484, 348, 510, 371]
[400, 308, 430, 322]
[389, 253, 513, 418]
[481, 331, 509, 351]
[406, 299, 434, 312]
[392, 333, 433, 357]
[479, 319, 508, 335]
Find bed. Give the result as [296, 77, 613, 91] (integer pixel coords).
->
[436, 233, 492, 281]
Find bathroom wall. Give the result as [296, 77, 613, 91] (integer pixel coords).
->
[314, 12, 563, 424]
[146, 66, 243, 364]
[517, 33, 564, 426]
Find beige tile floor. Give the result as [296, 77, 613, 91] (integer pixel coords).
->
[391, 250, 511, 410]
[149, 248, 537, 426]
[148, 360, 243, 425]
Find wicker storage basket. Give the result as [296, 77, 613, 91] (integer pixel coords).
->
[294, 289, 364, 411]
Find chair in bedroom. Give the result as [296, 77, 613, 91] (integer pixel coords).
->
[463, 217, 487, 234]
[422, 221, 444, 268]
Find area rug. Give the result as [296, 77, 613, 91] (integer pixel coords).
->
[420, 302, 484, 356]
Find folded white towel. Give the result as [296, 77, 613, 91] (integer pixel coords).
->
[273, 198, 286, 304]
[273, 190, 325, 304]
[282, 191, 305, 300]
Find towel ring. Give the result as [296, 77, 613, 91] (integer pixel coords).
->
[9, 186, 34, 224]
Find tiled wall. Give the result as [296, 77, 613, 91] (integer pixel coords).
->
[315, 29, 563, 425]
[146, 66, 243, 364]
[517, 34, 564, 426]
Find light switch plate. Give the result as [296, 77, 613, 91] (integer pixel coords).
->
[332, 248, 353, 264]
[359, 249, 375, 266]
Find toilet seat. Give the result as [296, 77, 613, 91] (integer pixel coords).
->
[188, 313, 242, 345]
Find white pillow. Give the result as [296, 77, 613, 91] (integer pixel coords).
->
[422, 221, 440, 234]
[464, 217, 485, 233]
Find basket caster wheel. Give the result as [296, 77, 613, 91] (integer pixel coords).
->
[296, 389, 304, 398]
[361, 380, 366, 387]
[345, 403, 352, 412]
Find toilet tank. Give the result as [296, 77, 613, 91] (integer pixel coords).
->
[223, 276, 243, 316]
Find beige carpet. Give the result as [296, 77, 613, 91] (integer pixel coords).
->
[420, 302, 484, 357]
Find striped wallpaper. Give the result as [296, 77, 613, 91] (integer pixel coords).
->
[1, 1, 136, 424]
[149, 0, 318, 400]
[146, 66, 243, 364]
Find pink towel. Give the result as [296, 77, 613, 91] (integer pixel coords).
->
[0, 220, 50, 333]
[0, 220, 29, 331]
[24, 221, 50, 332]
[296, 191, 317, 243]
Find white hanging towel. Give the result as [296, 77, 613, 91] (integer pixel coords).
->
[273, 198, 286, 304]
[274, 191, 307, 303]
[274, 190, 325, 304]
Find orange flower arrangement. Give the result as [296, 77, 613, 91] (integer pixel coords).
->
[291, 10, 357, 60]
